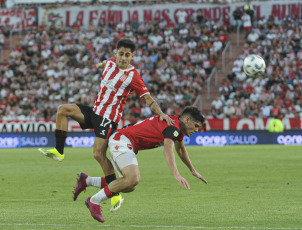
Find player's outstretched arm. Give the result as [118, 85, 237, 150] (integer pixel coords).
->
[163, 139, 190, 189]
[143, 94, 175, 125]
[95, 60, 106, 69]
[175, 140, 208, 184]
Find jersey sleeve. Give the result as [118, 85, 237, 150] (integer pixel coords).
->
[102, 58, 115, 76]
[106, 58, 115, 64]
[162, 126, 181, 142]
[129, 71, 150, 97]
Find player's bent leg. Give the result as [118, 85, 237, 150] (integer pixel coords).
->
[109, 165, 140, 213]
[109, 165, 140, 194]
[94, 137, 124, 212]
[56, 104, 85, 130]
[38, 104, 85, 162]
[93, 138, 115, 175]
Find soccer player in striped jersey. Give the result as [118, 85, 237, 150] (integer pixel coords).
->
[80, 106, 208, 222]
[38, 38, 174, 212]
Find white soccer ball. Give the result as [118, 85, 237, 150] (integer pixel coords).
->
[243, 55, 266, 77]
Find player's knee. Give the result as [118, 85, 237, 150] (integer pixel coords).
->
[93, 151, 101, 162]
[57, 104, 70, 116]
[93, 149, 106, 162]
[127, 174, 140, 189]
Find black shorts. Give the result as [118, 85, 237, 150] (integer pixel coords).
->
[76, 104, 118, 139]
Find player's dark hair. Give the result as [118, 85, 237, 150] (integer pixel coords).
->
[117, 38, 136, 52]
[180, 106, 206, 131]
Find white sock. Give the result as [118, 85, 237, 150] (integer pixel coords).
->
[90, 188, 109, 204]
[86, 176, 102, 188]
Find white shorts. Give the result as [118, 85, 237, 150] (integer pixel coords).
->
[108, 132, 138, 177]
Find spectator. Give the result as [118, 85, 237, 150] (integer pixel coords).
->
[268, 116, 284, 132]
[244, 0, 255, 24]
[241, 11, 252, 38]
[0, 30, 4, 46]
[232, 8, 242, 30]
[211, 96, 223, 110]
[176, 9, 188, 26]
[247, 29, 259, 44]
[196, 10, 205, 25]
[223, 102, 235, 118]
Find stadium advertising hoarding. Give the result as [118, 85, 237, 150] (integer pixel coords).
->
[0, 131, 302, 148]
[38, 0, 302, 28]
[0, 117, 301, 133]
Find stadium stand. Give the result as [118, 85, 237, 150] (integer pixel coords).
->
[0, 2, 229, 121]
[214, 16, 302, 118]
[1, 1, 301, 122]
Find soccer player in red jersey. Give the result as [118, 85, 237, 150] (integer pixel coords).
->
[80, 106, 208, 222]
[38, 38, 174, 212]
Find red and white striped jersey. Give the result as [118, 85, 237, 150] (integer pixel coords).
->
[93, 58, 149, 124]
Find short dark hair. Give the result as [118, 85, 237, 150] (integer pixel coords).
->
[180, 106, 205, 123]
[117, 38, 136, 52]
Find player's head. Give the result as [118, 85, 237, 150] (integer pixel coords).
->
[179, 106, 206, 136]
[115, 38, 136, 70]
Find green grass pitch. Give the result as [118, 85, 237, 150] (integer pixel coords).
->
[0, 145, 302, 230]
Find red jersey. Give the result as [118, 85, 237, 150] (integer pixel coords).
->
[115, 115, 185, 152]
[93, 58, 149, 124]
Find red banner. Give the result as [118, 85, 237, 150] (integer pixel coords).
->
[206, 117, 301, 131]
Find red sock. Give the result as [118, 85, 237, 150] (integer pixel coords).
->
[101, 177, 107, 189]
[104, 185, 114, 198]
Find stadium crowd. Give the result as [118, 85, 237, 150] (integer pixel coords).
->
[0, 1, 301, 121]
[211, 15, 302, 119]
[0, 3, 230, 121]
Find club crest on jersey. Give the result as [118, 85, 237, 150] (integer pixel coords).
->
[119, 73, 129, 82]
[115, 145, 119, 150]
[173, 131, 179, 137]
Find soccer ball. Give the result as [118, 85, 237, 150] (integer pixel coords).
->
[243, 55, 266, 77]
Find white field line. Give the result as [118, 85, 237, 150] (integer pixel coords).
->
[0, 223, 301, 230]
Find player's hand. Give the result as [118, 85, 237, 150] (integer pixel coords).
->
[159, 113, 175, 126]
[175, 174, 190, 189]
[96, 61, 105, 69]
[192, 170, 208, 184]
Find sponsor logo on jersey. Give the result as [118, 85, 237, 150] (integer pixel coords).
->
[127, 143, 133, 150]
[173, 131, 179, 137]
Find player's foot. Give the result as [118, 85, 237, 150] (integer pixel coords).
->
[38, 148, 64, 162]
[110, 194, 124, 213]
[73, 172, 88, 201]
[85, 197, 105, 223]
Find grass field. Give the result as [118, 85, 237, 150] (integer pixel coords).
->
[0, 145, 301, 230]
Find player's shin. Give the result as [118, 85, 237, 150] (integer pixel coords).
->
[90, 185, 115, 204]
[55, 129, 67, 154]
[86, 176, 107, 188]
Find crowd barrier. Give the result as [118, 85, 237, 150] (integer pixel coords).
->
[0, 131, 301, 148]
